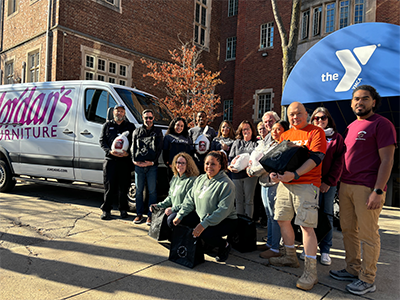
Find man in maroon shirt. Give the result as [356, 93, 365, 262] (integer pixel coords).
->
[330, 85, 397, 296]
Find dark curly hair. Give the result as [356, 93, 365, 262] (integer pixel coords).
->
[166, 117, 189, 137]
[352, 85, 382, 112]
[205, 151, 228, 171]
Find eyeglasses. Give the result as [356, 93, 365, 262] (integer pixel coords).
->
[144, 117, 153, 120]
[313, 115, 327, 122]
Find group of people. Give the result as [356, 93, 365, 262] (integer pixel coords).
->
[99, 85, 396, 295]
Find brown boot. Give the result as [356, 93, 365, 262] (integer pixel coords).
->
[260, 249, 281, 259]
[296, 257, 318, 290]
[269, 246, 300, 268]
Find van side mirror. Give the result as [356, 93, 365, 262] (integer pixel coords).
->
[106, 107, 113, 121]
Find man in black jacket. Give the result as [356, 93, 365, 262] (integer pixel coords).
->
[132, 109, 163, 225]
[99, 105, 135, 220]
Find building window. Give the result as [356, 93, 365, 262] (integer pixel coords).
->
[325, 3, 336, 33]
[98, 59, 106, 71]
[194, 0, 211, 47]
[7, 0, 18, 16]
[226, 37, 237, 60]
[260, 22, 274, 49]
[257, 93, 272, 120]
[28, 51, 40, 82]
[312, 7, 322, 36]
[119, 80, 126, 86]
[5, 61, 14, 84]
[81, 46, 131, 85]
[301, 10, 310, 40]
[339, 0, 349, 29]
[354, 0, 364, 24]
[93, 0, 121, 12]
[228, 0, 238, 17]
[223, 100, 233, 122]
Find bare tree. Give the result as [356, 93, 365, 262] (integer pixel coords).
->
[271, 0, 301, 90]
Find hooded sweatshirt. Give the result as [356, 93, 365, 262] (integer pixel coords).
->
[156, 174, 196, 212]
[176, 171, 237, 229]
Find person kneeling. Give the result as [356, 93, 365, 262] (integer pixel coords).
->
[173, 151, 238, 262]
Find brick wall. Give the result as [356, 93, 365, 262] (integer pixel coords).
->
[376, 0, 400, 24]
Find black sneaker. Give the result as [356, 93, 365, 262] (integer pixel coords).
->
[120, 211, 128, 219]
[100, 211, 111, 220]
[346, 279, 376, 295]
[329, 269, 358, 281]
[216, 243, 231, 262]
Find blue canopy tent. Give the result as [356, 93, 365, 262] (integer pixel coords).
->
[281, 23, 400, 205]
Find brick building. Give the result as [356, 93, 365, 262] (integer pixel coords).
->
[1, 0, 399, 129]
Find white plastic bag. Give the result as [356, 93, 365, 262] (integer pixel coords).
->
[195, 134, 210, 155]
[111, 131, 129, 153]
[249, 149, 264, 169]
[230, 153, 250, 172]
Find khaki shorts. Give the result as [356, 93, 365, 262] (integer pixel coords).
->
[274, 182, 319, 228]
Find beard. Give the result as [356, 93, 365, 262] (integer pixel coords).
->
[114, 115, 125, 122]
[353, 107, 372, 117]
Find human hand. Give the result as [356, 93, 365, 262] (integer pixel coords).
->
[366, 192, 383, 210]
[110, 150, 123, 157]
[228, 166, 238, 173]
[165, 207, 172, 216]
[276, 171, 295, 183]
[149, 204, 156, 213]
[320, 182, 330, 193]
[269, 172, 280, 183]
[173, 217, 181, 226]
[192, 223, 205, 238]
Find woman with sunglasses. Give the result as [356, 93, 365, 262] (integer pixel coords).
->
[163, 117, 193, 181]
[304, 107, 345, 265]
[151, 152, 199, 227]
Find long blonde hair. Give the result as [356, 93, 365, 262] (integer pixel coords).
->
[171, 152, 200, 177]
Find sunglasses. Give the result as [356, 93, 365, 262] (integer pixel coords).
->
[313, 115, 327, 122]
[144, 116, 153, 120]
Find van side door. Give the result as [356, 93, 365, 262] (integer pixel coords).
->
[74, 87, 118, 183]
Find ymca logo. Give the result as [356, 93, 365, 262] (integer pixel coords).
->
[321, 45, 378, 92]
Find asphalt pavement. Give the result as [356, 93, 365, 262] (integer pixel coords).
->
[1, 181, 399, 300]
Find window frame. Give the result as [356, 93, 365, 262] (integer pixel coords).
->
[226, 36, 237, 60]
[301, 10, 310, 40]
[27, 50, 40, 83]
[223, 99, 233, 122]
[339, 0, 350, 29]
[260, 22, 274, 49]
[5, 60, 14, 84]
[228, 0, 238, 17]
[325, 2, 336, 33]
[194, 0, 212, 49]
[91, 0, 122, 13]
[312, 6, 322, 37]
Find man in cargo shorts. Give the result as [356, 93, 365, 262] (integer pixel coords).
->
[99, 105, 135, 220]
[330, 85, 396, 295]
[269, 102, 326, 291]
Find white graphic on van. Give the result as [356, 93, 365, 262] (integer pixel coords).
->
[334, 45, 377, 92]
[0, 86, 73, 140]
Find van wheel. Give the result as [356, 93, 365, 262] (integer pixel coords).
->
[0, 160, 16, 192]
[127, 183, 148, 213]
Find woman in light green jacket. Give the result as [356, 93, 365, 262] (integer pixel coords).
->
[173, 151, 238, 262]
[151, 152, 199, 227]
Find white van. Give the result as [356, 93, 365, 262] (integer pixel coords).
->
[0, 80, 171, 197]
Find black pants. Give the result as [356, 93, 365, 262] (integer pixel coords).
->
[170, 211, 238, 250]
[101, 158, 131, 212]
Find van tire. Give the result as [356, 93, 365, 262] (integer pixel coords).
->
[0, 160, 16, 192]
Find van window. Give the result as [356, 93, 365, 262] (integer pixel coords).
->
[115, 88, 171, 126]
[85, 89, 117, 124]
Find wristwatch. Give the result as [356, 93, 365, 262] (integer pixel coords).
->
[373, 188, 383, 195]
[293, 171, 300, 180]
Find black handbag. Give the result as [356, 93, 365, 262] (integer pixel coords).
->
[227, 214, 257, 253]
[148, 206, 171, 241]
[134, 136, 157, 162]
[259, 140, 309, 174]
[168, 225, 204, 268]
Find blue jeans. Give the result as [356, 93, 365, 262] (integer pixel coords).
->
[135, 165, 158, 217]
[261, 184, 281, 250]
[318, 185, 336, 254]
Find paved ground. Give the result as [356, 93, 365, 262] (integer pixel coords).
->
[1, 181, 399, 300]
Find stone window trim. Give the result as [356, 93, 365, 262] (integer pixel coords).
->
[194, 0, 212, 50]
[91, 0, 122, 14]
[7, 0, 19, 18]
[252, 88, 275, 122]
[25, 46, 41, 83]
[4, 57, 15, 84]
[81, 45, 132, 87]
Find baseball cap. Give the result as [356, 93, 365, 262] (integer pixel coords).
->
[114, 104, 125, 110]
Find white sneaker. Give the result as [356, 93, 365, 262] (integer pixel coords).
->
[320, 253, 332, 266]
[299, 249, 305, 261]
